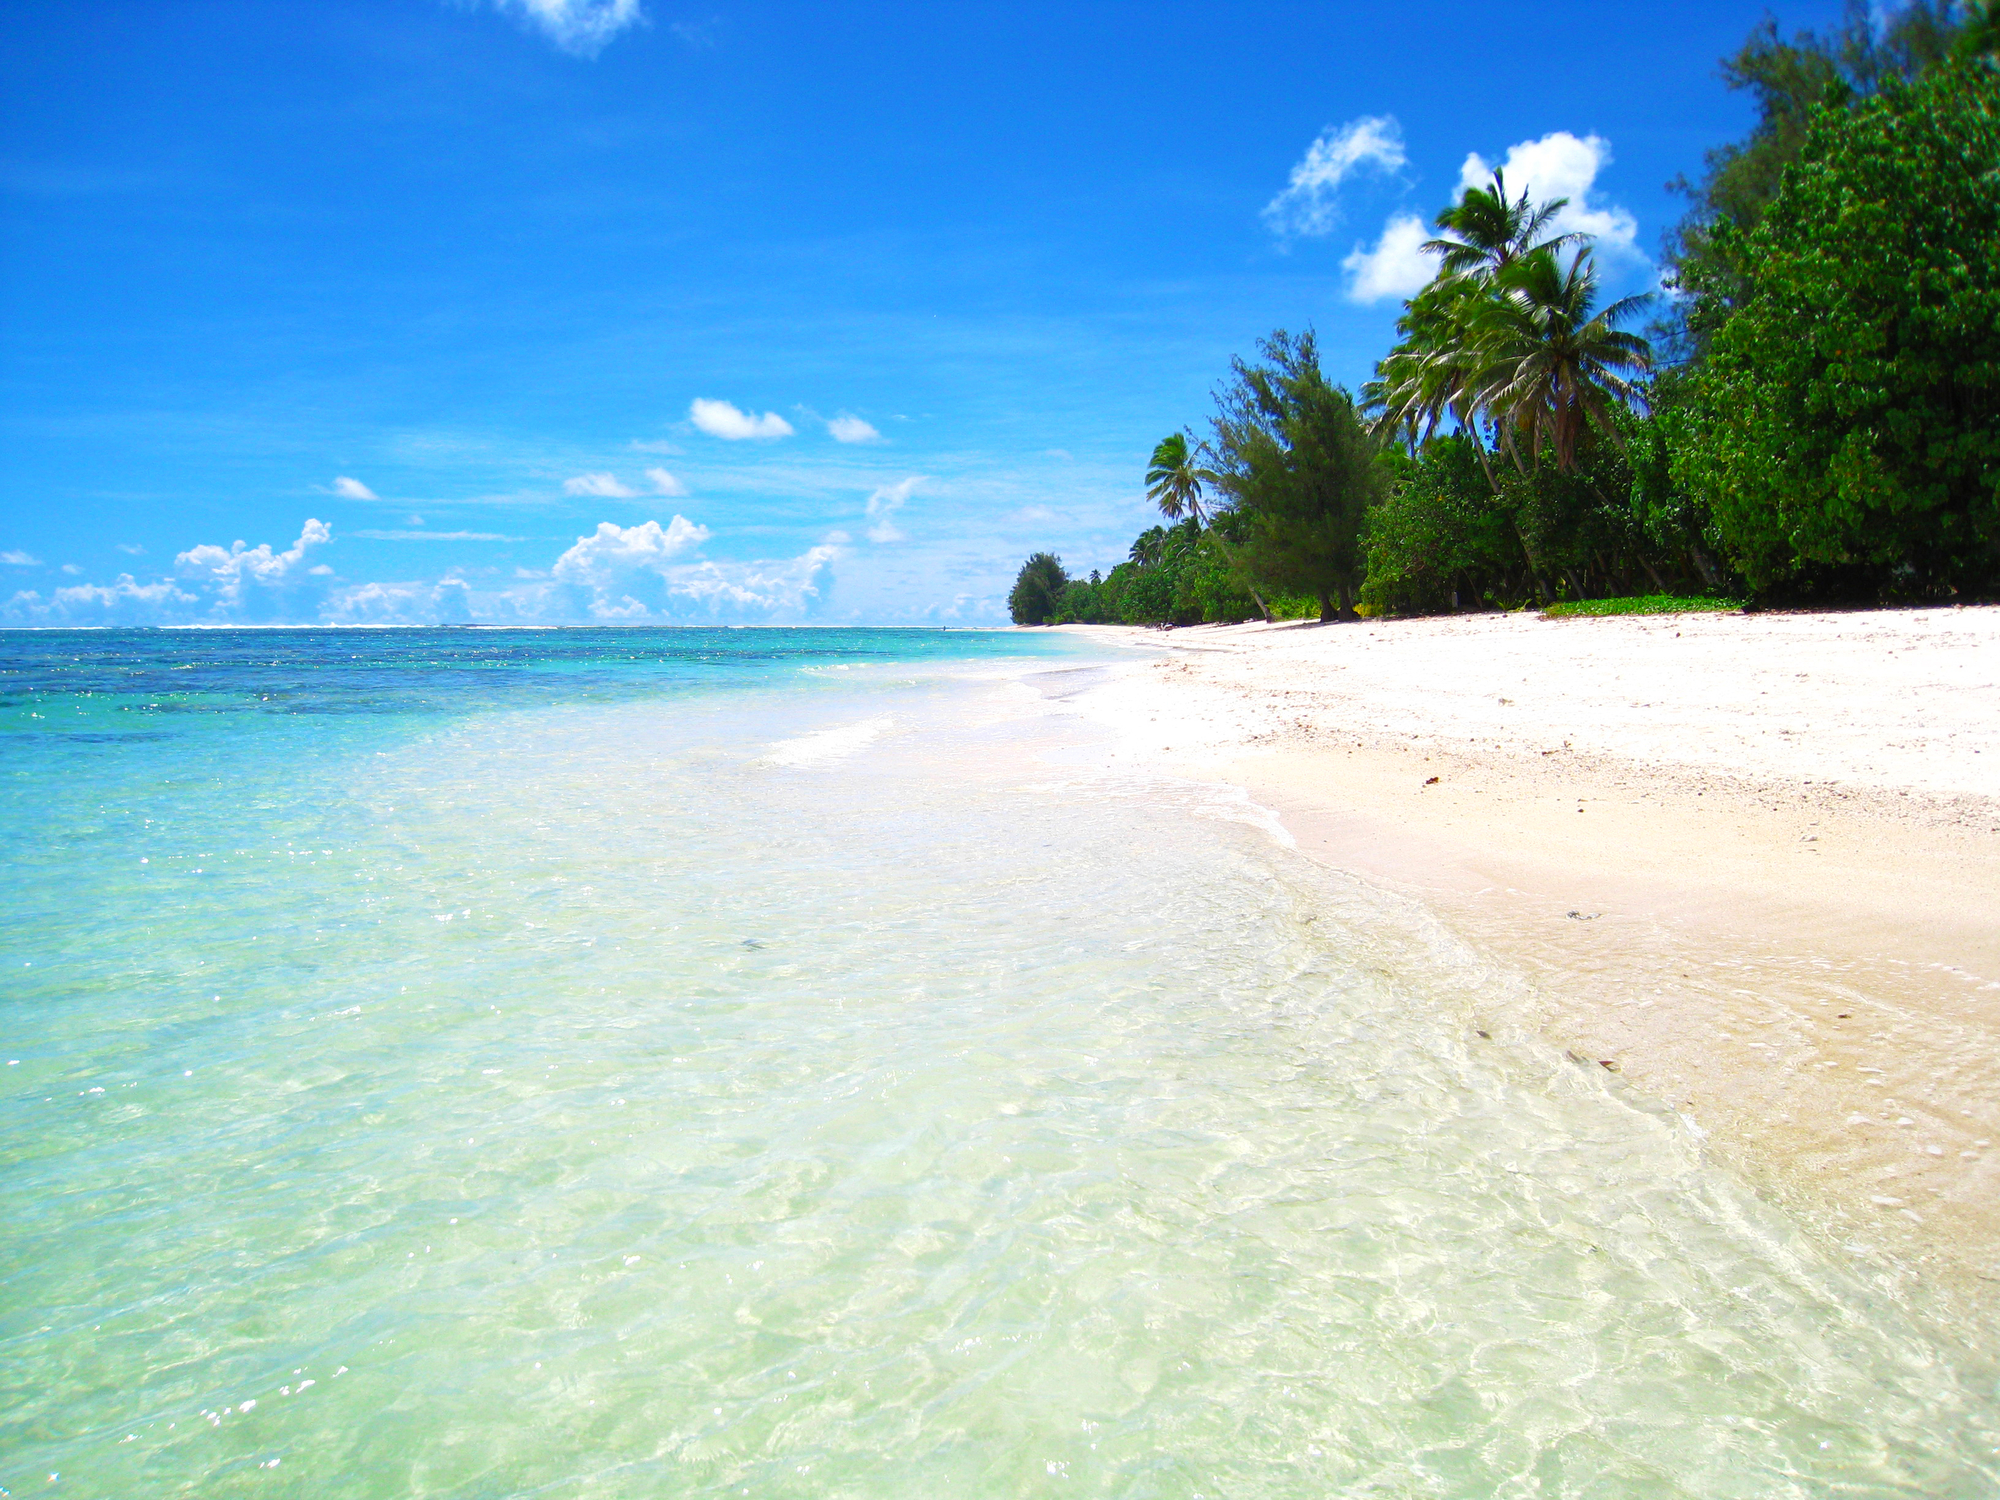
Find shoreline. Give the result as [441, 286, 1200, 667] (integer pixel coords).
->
[1052, 606, 2000, 1301]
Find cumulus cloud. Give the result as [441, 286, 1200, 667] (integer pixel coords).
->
[175, 519, 332, 610]
[544, 516, 841, 621]
[327, 577, 474, 625]
[2, 575, 196, 626]
[689, 398, 794, 441]
[564, 472, 638, 498]
[863, 477, 923, 544]
[1457, 132, 1640, 259]
[645, 467, 690, 497]
[1, 549, 40, 566]
[332, 476, 378, 500]
[1263, 115, 1406, 239]
[827, 414, 881, 444]
[1343, 212, 1439, 303]
[491, 0, 644, 57]
[663, 543, 841, 618]
[551, 517, 711, 591]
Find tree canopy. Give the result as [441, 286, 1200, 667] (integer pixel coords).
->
[1675, 56, 2000, 592]
[1213, 330, 1384, 621]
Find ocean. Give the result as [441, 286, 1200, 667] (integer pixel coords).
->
[1, 627, 1993, 1498]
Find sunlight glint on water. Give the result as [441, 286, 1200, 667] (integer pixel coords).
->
[0, 628, 1994, 1498]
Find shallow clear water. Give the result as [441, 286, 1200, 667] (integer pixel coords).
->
[2, 628, 1995, 1498]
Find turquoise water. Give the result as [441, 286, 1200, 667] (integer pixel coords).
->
[1, 627, 1995, 1498]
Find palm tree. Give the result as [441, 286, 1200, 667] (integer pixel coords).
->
[1363, 275, 1485, 451]
[1470, 247, 1653, 472]
[1423, 169, 1583, 280]
[1144, 430, 1217, 525]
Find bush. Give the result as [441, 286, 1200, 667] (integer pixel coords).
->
[1541, 594, 1742, 618]
[1008, 552, 1069, 624]
[1674, 59, 2000, 594]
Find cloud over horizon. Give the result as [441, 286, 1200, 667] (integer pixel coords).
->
[1263, 116, 1406, 239]
[175, 518, 332, 613]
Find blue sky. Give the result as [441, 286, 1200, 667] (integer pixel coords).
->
[1, 0, 1849, 626]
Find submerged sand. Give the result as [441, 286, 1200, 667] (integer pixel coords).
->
[1054, 606, 2000, 1301]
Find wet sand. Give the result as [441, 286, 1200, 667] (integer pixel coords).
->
[1056, 606, 2000, 1300]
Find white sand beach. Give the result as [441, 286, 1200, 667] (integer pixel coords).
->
[1057, 605, 2000, 1296]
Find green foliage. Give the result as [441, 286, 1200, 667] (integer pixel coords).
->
[1007, 552, 1069, 625]
[1541, 595, 1743, 618]
[1143, 432, 1218, 525]
[1213, 329, 1383, 621]
[1368, 175, 1651, 476]
[1360, 436, 1518, 613]
[1049, 521, 1263, 626]
[1674, 59, 2000, 593]
[1661, 1, 1971, 363]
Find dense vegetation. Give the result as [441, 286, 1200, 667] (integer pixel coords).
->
[1013, 2, 2000, 625]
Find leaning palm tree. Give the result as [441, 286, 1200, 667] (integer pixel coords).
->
[1363, 275, 1485, 450]
[1144, 430, 1218, 525]
[1423, 169, 1584, 281]
[1469, 247, 1653, 472]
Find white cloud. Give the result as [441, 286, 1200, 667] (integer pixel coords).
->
[2, 575, 196, 626]
[1, 549, 40, 566]
[1457, 132, 1640, 259]
[541, 516, 841, 621]
[827, 414, 881, 444]
[645, 466, 690, 497]
[115, 542, 144, 555]
[322, 576, 473, 624]
[551, 517, 711, 591]
[1263, 115, 1406, 239]
[491, 0, 644, 57]
[309, 564, 334, 575]
[689, 398, 794, 441]
[61, 563, 81, 575]
[1344, 212, 1440, 303]
[332, 476, 378, 500]
[663, 542, 841, 617]
[864, 476, 923, 545]
[564, 472, 638, 498]
[175, 519, 332, 608]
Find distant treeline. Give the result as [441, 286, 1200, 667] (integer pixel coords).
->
[1014, 2, 2000, 626]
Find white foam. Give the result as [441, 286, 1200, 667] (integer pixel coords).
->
[762, 715, 895, 767]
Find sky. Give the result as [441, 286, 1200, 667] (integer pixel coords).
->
[0, 0, 1858, 627]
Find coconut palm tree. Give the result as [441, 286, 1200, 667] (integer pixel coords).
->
[1423, 169, 1584, 280]
[1363, 275, 1485, 450]
[1144, 430, 1218, 525]
[1470, 247, 1653, 472]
